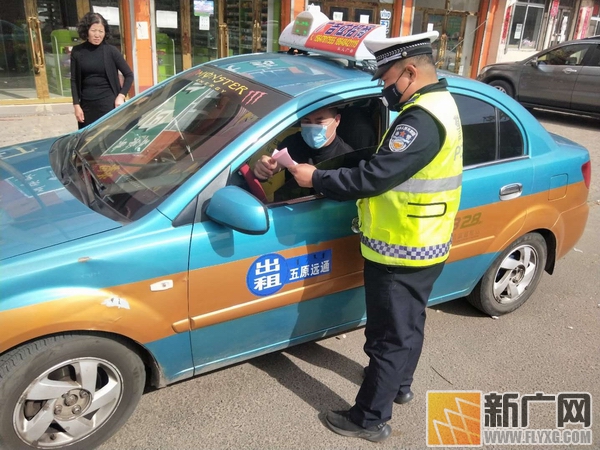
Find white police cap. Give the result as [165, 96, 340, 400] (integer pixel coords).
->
[364, 31, 439, 80]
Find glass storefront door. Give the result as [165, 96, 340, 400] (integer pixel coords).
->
[154, 0, 183, 82]
[0, 0, 126, 103]
[191, 0, 219, 66]
[1, 0, 85, 102]
[40, 0, 82, 98]
[0, 1, 36, 101]
[417, 10, 467, 74]
[223, 0, 279, 56]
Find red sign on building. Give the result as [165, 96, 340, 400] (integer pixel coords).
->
[550, 0, 560, 18]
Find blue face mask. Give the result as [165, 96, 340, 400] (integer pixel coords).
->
[301, 123, 329, 149]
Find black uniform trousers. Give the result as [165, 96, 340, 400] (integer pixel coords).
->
[349, 258, 445, 428]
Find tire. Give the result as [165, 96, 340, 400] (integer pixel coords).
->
[467, 233, 547, 316]
[489, 79, 515, 98]
[0, 334, 145, 450]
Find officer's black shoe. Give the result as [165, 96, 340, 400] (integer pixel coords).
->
[362, 367, 414, 405]
[394, 391, 414, 405]
[325, 410, 392, 442]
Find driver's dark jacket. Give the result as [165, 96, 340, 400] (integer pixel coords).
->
[281, 133, 353, 180]
[284, 133, 353, 164]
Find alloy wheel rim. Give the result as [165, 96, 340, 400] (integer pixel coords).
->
[13, 357, 123, 448]
[493, 244, 538, 305]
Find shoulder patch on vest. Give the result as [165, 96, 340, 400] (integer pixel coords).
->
[389, 124, 418, 152]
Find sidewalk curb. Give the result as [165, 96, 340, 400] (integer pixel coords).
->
[0, 103, 73, 118]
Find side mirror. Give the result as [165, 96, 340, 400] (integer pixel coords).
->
[528, 57, 538, 67]
[205, 186, 269, 235]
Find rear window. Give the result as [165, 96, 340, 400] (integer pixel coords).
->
[452, 94, 524, 166]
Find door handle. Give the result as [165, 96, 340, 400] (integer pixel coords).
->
[218, 24, 228, 58]
[253, 20, 261, 52]
[499, 183, 523, 201]
[562, 67, 578, 74]
[27, 17, 45, 74]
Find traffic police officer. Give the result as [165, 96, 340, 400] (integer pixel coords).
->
[290, 30, 463, 442]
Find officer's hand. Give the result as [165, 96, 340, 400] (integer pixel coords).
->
[253, 155, 278, 180]
[288, 163, 316, 188]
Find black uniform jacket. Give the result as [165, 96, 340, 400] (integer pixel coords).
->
[312, 79, 449, 202]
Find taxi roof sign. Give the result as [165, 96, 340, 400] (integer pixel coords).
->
[279, 10, 386, 61]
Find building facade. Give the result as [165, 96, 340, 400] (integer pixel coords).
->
[485, 0, 600, 64]
[0, 0, 597, 106]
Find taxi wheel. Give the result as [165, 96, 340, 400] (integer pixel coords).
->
[467, 233, 547, 316]
[0, 333, 145, 450]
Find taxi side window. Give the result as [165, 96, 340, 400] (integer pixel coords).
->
[233, 98, 382, 204]
[452, 94, 524, 166]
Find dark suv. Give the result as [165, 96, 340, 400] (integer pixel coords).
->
[477, 36, 600, 118]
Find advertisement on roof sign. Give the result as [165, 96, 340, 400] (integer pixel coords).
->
[305, 21, 379, 56]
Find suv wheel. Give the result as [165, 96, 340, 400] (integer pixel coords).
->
[489, 80, 514, 98]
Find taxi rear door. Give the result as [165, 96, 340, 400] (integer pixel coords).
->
[430, 91, 534, 303]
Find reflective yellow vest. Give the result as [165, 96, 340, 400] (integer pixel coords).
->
[357, 90, 463, 267]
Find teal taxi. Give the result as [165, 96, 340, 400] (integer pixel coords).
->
[0, 10, 591, 450]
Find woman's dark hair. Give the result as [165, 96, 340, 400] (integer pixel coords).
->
[77, 12, 110, 41]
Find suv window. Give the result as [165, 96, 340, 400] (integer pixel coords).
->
[538, 44, 591, 66]
[452, 94, 524, 166]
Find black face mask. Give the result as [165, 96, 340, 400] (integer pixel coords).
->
[381, 69, 408, 112]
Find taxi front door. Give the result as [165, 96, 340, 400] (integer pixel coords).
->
[185, 178, 366, 374]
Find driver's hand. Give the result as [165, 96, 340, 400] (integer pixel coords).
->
[253, 155, 279, 180]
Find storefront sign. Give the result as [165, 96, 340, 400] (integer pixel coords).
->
[199, 16, 210, 30]
[194, 0, 214, 16]
[574, 6, 593, 39]
[379, 11, 391, 36]
[305, 21, 379, 56]
[550, 0, 560, 18]
[157, 10, 178, 29]
[514, 23, 523, 40]
[136, 21, 149, 40]
[92, 6, 120, 26]
[501, 6, 513, 44]
[380, 19, 390, 36]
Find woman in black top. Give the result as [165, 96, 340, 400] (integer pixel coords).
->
[71, 12, 134, 129]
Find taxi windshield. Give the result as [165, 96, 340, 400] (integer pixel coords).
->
[63, 66, 289, 221]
